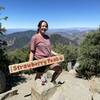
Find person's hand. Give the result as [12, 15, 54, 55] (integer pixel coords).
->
[51, 50, 64, 56]
[51, 50, 59, 56]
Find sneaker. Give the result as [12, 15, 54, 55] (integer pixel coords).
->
[51, 80, 65, 87]
[41, 80, 47, 85]
[58, 81, 65, 84]
[41, 76, 47, 85]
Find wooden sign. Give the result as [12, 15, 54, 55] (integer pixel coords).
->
[9, 55, 64, 74]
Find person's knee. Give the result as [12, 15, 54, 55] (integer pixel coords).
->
[58, 67, 62, 74]
[53, 66, 62, 73]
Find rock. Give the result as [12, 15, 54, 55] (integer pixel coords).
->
[0, 89, 18, 100]
[68, 69, 77, 75]
[93, 93, 100, 100]
[31, 71, 92, 100]
[89, 77, 100, 100]
[31, 82, 65, 100]
[1, 71, 100, 100]
[89, 77, 100, 94]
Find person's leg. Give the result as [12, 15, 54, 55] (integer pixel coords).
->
[35, 72, 43, 80]
[50, 65, 62, 83]
[35, 67, 46, 80]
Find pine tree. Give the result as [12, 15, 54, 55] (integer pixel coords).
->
[77, 27, 100, 78]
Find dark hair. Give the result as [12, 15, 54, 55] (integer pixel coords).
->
[37, 20, 48, 33]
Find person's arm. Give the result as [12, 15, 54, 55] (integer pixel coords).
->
[29, 35, 36, 61]
[29, 51, 34, 61]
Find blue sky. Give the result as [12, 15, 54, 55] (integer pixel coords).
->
[0, 0, 100, 29]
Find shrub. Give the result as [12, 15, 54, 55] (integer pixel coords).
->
[77, 29, 100, 78]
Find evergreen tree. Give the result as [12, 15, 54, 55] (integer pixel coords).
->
[77, 28, 100, 78]
[0, 6, 9, 73]
[53, 44, 78, 70]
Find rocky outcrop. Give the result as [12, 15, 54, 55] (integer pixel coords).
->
[0, 70, 100, 100]
[31, 71, 92, 100]
[89, 77, 100, 100]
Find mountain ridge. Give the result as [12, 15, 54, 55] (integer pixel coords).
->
[0, 28, 95, 51]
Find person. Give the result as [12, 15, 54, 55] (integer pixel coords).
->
[29, 20, 63, 85]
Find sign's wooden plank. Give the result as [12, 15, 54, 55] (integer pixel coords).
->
[9, 55, 64, 74]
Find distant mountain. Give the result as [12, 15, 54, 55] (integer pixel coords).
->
[48, 28, 96, 42]
[6, 27, 96, 35]
[48, 27, 96, 35]
[50, 34, 77, 45]
[5, 28, 33, 34]
[0, 28, 96, 51]
[0, 31, 77, 51]
[1, 30, 36, 51]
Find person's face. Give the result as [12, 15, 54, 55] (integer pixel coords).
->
[39, 22, 48, 34]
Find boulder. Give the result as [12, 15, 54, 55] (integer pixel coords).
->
[31, 71, 92, 100]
